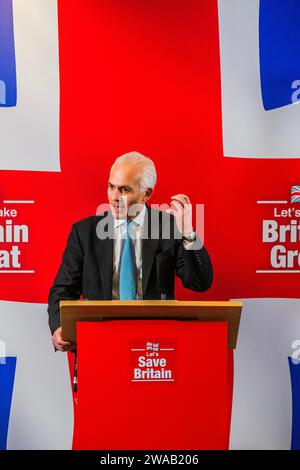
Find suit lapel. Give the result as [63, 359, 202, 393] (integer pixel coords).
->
[94, 206, 160, 298]
[94, 212, 114, 299]
[142, 205, 160, 295]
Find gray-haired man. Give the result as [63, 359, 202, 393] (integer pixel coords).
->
[48, 151, 213, 351]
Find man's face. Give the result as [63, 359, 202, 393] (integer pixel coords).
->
[107, 163, 151, 219]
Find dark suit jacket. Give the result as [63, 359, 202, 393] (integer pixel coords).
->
[47, 204, 213, 335]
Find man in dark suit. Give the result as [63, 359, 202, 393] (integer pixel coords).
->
[48, 152, 213, 351]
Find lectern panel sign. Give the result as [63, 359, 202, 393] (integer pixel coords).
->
[130, 340, 176, 383]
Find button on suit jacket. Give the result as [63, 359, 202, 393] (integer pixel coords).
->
[47, 204, 213, 335]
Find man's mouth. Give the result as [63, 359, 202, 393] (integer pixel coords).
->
[113, 204, 124, 212]
[111, 200, 127, 214]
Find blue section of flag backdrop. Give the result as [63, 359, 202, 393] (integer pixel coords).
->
[288, 357, 300, 450]
[0, 357, 17, 450]
[259, 0, 300, 111]
[0, 0, 17, 107]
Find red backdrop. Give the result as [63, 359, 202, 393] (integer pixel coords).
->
[0, 0, 299, 304]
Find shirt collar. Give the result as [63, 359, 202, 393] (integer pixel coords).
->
[113, 204, 147, 229]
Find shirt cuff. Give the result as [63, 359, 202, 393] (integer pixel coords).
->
[183, 238, 195, 250]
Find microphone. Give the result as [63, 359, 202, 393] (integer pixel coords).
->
[156, 251, 172, 300]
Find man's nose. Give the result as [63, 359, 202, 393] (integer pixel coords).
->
[111, 188, 120, 201]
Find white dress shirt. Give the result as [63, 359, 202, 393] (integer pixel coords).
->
[112, 204, 196, 299]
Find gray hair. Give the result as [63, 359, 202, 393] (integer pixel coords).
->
[112, 151, 157, 193]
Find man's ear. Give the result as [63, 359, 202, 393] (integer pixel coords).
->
[144, 187, 153, 202]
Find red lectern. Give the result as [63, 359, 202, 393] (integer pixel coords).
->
[60, 300, 242, 450]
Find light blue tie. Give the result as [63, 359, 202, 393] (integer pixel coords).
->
[119, 220, 136, 300]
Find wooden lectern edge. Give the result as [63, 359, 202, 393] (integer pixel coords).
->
[60, 300, 243, 349]
[60, 300, 243, 307]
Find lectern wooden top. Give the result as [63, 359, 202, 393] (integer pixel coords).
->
[60, 300, 243, 349]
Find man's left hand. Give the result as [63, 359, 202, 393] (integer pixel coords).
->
[165, 193, 194, 237]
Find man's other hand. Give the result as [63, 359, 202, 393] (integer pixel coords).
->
[52, 327, 75, 352]
[166, 193, 194, 236]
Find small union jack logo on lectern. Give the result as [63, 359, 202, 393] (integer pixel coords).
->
[146, 342, 159, 352]
[291, 186, 300, 203]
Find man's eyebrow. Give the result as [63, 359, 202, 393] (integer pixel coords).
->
[108, 182, 133, 190]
